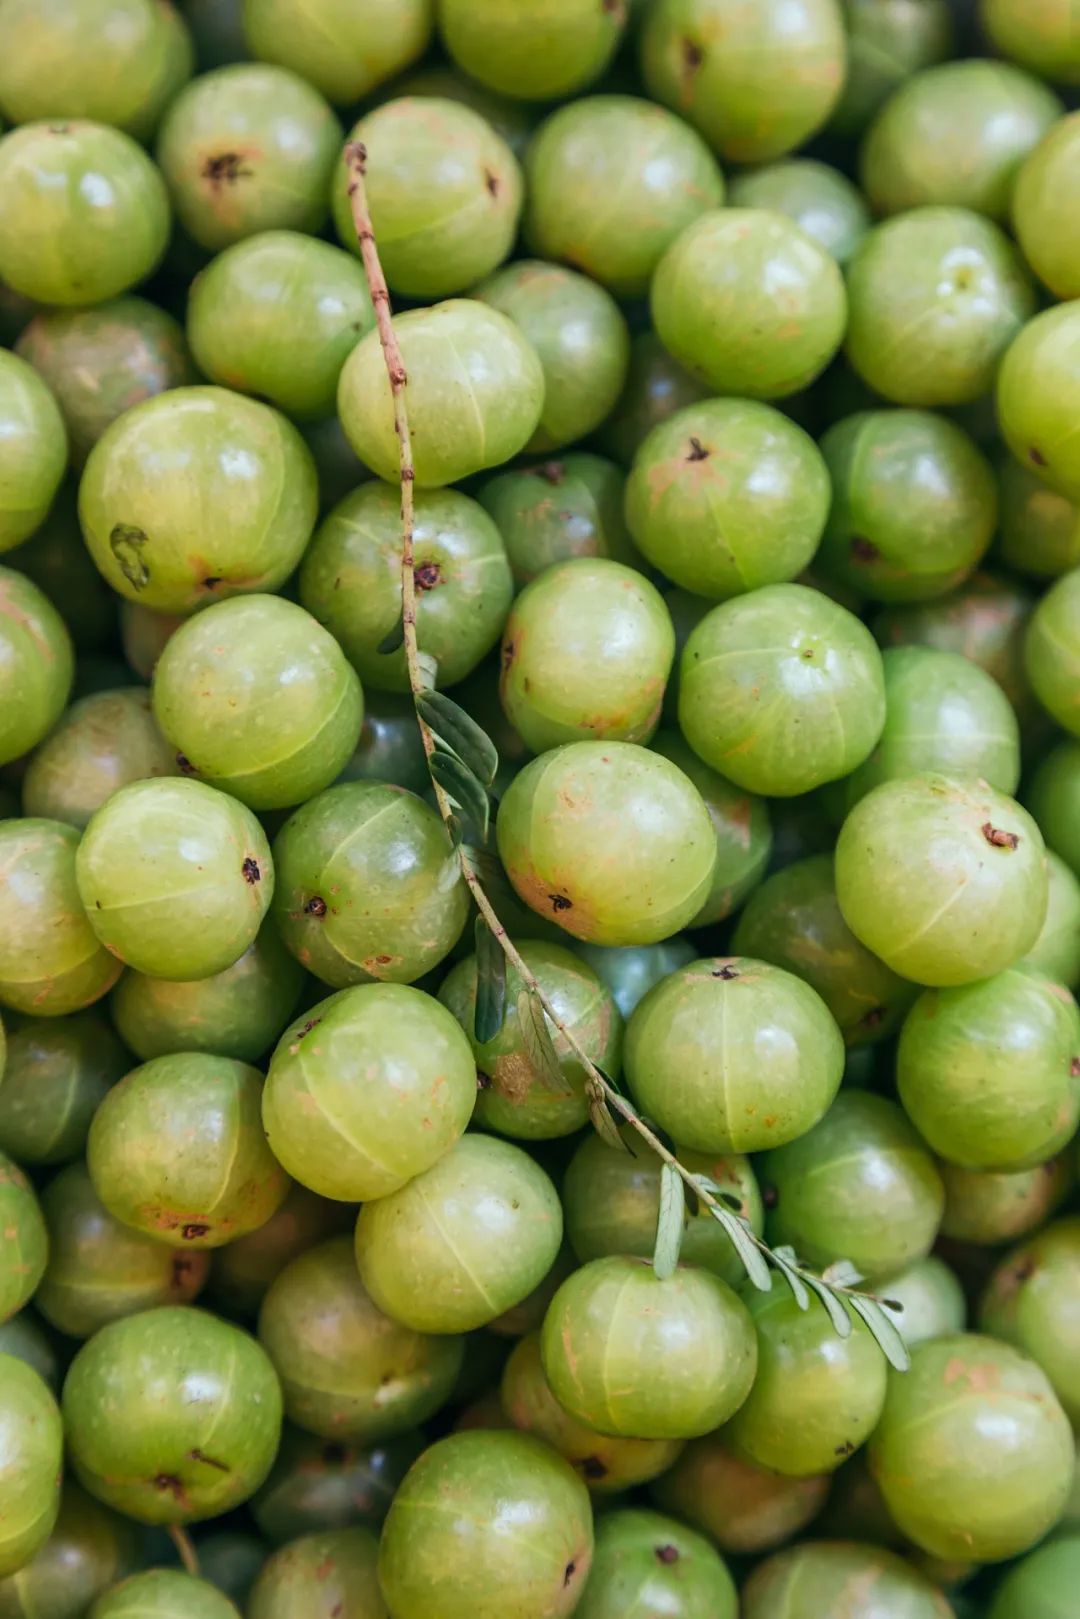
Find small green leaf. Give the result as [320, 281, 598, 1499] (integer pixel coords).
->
[474, 917, 507, 1045]
[416, 651, 439, 691]
[516, 990, 574, 1097]
[588, 1093, 628, 1153]
[692, 1174, 744, 1215]
[770, 1249, 810, 1310]
[708, 1206, 771, 1292]
[653, 1164, 685, 1281]
[804, 1275, 854, 1339]
[848, 1293, 911, 1373]
[823, 1259, 865, 1290]
[376, 617, 405, 654]
[429, 751, 490, 843]
[417, 690, 499, 787]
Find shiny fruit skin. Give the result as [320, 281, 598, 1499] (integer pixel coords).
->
[89, 1569, 240, 1618]
[0, 1357, 63, 1579]
[247, 1526, 385, 1619]
[1025, 567, 1080, 737]
[1014, 111, 1080, 301]
[479, 454, 638, 587]
[650, 1430, 829, 1556]
[0, 1156, 48, 1325]
[437, 0, 625, 102]
[728, 158, 869, 263]
[831, 0, 954, 138]
[22, 688, 178, 831]
[998, 455, 1080, 582]
[0, 352, 67, 554]
[574, 1507, 737, 1619]
[0, 1480, 136, 1619]
[880, 1256, 966, 1348]
[988, 1535, 1080, 1619]
[979, 1218, 1080, 1423]
[1028, 739, 1080, 877]
[0, 819, 119, 1019]
[0, 1009, 126, 1167]
[249, 1426, 422, 1546]
[741, 1540, 954, 1619]
[0, 569, 74, 768]
[242, 0, 432, 106]
[998, 304, 1080, 502]
[940, 1155, 1074, 1246]
[650, 731, 772, 928]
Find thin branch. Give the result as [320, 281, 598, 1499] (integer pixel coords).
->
[169, 1524, 200, 1578]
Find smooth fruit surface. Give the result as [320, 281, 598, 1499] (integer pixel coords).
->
[728, 158, 869, 263]
[651, 731, 771, 928]
[89, 1569, 240, 1617]
[438, 0, 624, 101]
[479, 455, 638, 586]
[998, 304, 1080, 502]
[247, 1526, 385, 1619]
[832, 0, 954, 136]
[979, 1218, 1080, 1423]
[0, 568, 74, 768]
[243, 0, 432, 104]
[940, 1155, 1074, 1246]
[741, 1541, 953, 1619]
[575, 1508, 737, 1619]
[0, 1153, 47, 1324]
[0, 1356, 63, 1578]
[0, 819, 119, 1018]
[0, 352, 67, 555]
[1013, 110, 1080, 300]
[0, 1009, 126, 1166]
[0, 1480, 136, 1619]
[650, 1432, 829, 1555]
[22, 688, 177, 831]
[1025, 568, 1080, 737]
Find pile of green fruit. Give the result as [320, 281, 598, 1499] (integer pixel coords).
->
[5, 0, 1080, 1615]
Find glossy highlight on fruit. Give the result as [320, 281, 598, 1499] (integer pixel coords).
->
[0, 1356, 63, 1578]
[90, 1568, 241, 1617]
[438, 0, 625, 102]
[742, 1541, 953, 1619]
[576, 1508, 737, 1619]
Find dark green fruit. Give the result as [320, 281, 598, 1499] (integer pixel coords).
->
[487, 1248, 577, 1341]
[729, 158, 869, 263]
[22, 688, 176, 830]
[242, 0, 431, 105]
[208, 1187, 352, 1321]
[742, 1542, 953, 1619]
[335, 692, 427, 796]
[625, 399, 830, 601]
[980, 1218, 1080, 1423]
[35, 1163, 210, 1339]
[817, 411, 997, 603]
[869, 1333, 1074, 1560]
[440, 941, 621, 1140]
[262, 984, 475, 1203]
[835, 774, 1048, 986]
[998, 455, 1080, 581]
[0, 569, 74, 768]
[998, 304, 1080, 502]
[377, 1430, 593, 1619]
[988, 1535, 1080, 1619]
[897, 967, 1080, 1170]
[76, 778, 273, 981]
[626, 956, 843, 1153]
[597, 333, 709, 468]
[250, 1426, 422, 1545]
[0, 1010, 126, 1166]
[761, 1092, 945, 1282]
[0, 1357, 63, 1578]
[940, 1155, 1074, 1246]
[270, 782, 467, 988]
[831, 0, 953, 137]
[0, 1156, 47, 1324]
[0, 819, 119, 1017]
[299, 481, 512, 691]
[0, 1313, 60, 1393]
[5, 488, 116, 654]
[732, 854, 916, 1046]
[258, 1236, 462, 1442]
[497, 741, 717, 946]
[726, 1288, 887, 1476]
[355, 1134, 562, 1334]
[155, 64, 341, 250]
[651, 1431, 829, 1555]
[247, 1527, 384, 1619]
[651, 731, 771, 927]
[0, 1481, 136, 1619]
[0, 352, 67, 554]
[572, 937, 697, 1020]
[881, 1256, 967, 1348]
[1028, 740, 1080, 876]
[575, 1508, 737, 1619]
[1025, 568, 1080, 736]
[196, 1531, 265, 1609]
[438, 0, 624, 101]
[479, 455, 638, 586]
[89, 1570, 239, 1617]
[1013, 111, 1080, 301]
[63, 1306, 282, 1524]
[873, 569, 1034, 716]
[541, 1256, 756, 1441]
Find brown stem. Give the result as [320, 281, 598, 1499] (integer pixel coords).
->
[169, 1524, 199, 1578]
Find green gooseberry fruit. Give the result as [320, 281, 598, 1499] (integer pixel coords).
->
[247, 1527, 383, 1619]
[881, 1256, 966, 1348]
[88, 1052, 290, 1248]
[299, 481, 512, 693]
[725, 1289, 889, 1477]
[263, 984, 475, 1203]
[0, 121, 169, 306]
[869, 1332, 1074, 1560]
[640, 0, 846, 162]
[0, 819, 119, 1018]
[300, 416, 369, 512]
[650, 1431, 829, 1556]
[355, 1134, 563, 1334]
[270, 782, 466, 988]
[651, 210, 846, 400]
[1029, 739, 1080, 876]
[731, 854, 916, 1046]
[0, 1010, 126, 1166]
[861, 59, 1062, 221]
[16, 298, 194, 470]
[998, 455, 1080, 581]
[500, 1334, 682, 1494]
[835, 774, 1049, 987]
[0, 569, 74, 768]
[0, 1313, 60, 1393]
[678, 583, 886, 797]
[476, 261, 628, 454]
[0, 1481, 136, 1619]
[651, 730, 771, 928]
[384, 66, 535, 156]
[572, 937, 697, 1020]
[79, 386, 318, 614]
[437, 0, 625, 101]
[817, 410, 997, 603]
[76, 778, 273, 980]
[1014, 112, 1080, 301]
[874, 569, 1034, 715]
[0, 0, 193, 137]
[741, 1541, 954, 1619]
[500, 558, 673, 752]
[522, 95, 724, 298]
[250, 1426, 422, 1544]
[625, 399, 830, 602]
[989, 1535, 1080, 1619]
[760, 1092, 945, 1282]
[196, 1531, 266, 1609]
[831, 0, 954, 137]
[335, 692, 427, 795]
[187, 233, 373, 422]
[561, 1130, 763, 1288]
[258, 1236, 462, 1442]
[242, 0, 432, 105]
[0, 352, 66, 555]
[1025, 568, 1080, 736]
[541, 1255, 756, 1441]
[334, 100, 521, 300]
[337, 300, 544, 488]
[378, 1430, 593, 1619]
[728, 159, 869, 264]
[998, 303, 1080, 501]
[626, 955, 844, 1153]
[899, 966, 1080, 1170]
[982, 0, 1080, 85]
[152, 595, 363, 811]
[575, 1508, 737, 1619]
[1022, 851, 1080, 988]
[846, 207, 1034, 407]
[496, 741, 717, 946]
[22, 688, 177, 830]
[112, 928, 304, 1065]
[940, 1155, 1074, 1245]
[155, 65, 341, 251]
[64, 1306, 282, 1524]
[0, 1357, 63, 1578]
[89, 1570, 239, 1617]
[0, 1156, 47, 1324]
[5, 487, 116, 654]
[597, 332, 710, 469]
[119, 603, 182, 682]
[440, 940, 621, 1141]
[979, 1218, 1080, 1421]
[209, 1187, 352, 1320]
[487, 1247, 578, 1340]
[479, 455, 637, 587]
[35, 1163, 210, 1339]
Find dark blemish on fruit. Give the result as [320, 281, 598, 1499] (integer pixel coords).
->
[581, 1455, 607, 1480]
[712, 964, 739, 979]
[203, 575, 222, 590]
[861, 1006, 885, 1029]
[306, 896, 328, 917]
[109, 524, 151, 590]
[1015, 1257, 1036, 1283]
[182, 1223, 210, 1240]
[331, 1606, 343, 1619]
[982, 822, 1019, 849]
[536, 461, 565, 484]
[297, 1018, 322, 1040]
[170, 1255, 194, 1288]
[548, 894, 573, 911]
[48, 123, 72, 135]
[477, 1071, 492, 1090]
[153, 1474, 187, 1501]
[484, 169, 499, 197]
[1072, 1057, 1080, 1077]
[834, 1440, 855, 1457]
[95, 900, 102, 908]
[655, 1545, 680, 1565]
[1029, 446, 1047, 467]
[762, 1183, 778, 1210]
[801, 647, 814, 659]
[242, 857, 262, 884]
[564, 1562, 577, 1587]
[176, 753, 195, 775]
[322, 1442, 347, 1465]
[414, 562, 442, 591]
[189, 1448, 230, 1472]
[686, 436, 709, 462]
[375, 954, 392, 965]
[850, 535, 879, 563]
[502, 640, 515, 669]
[682, 37, 704, 72]
[202, 151, 252, 187]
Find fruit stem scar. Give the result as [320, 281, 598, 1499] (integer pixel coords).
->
[981, 822, 1019, 849]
